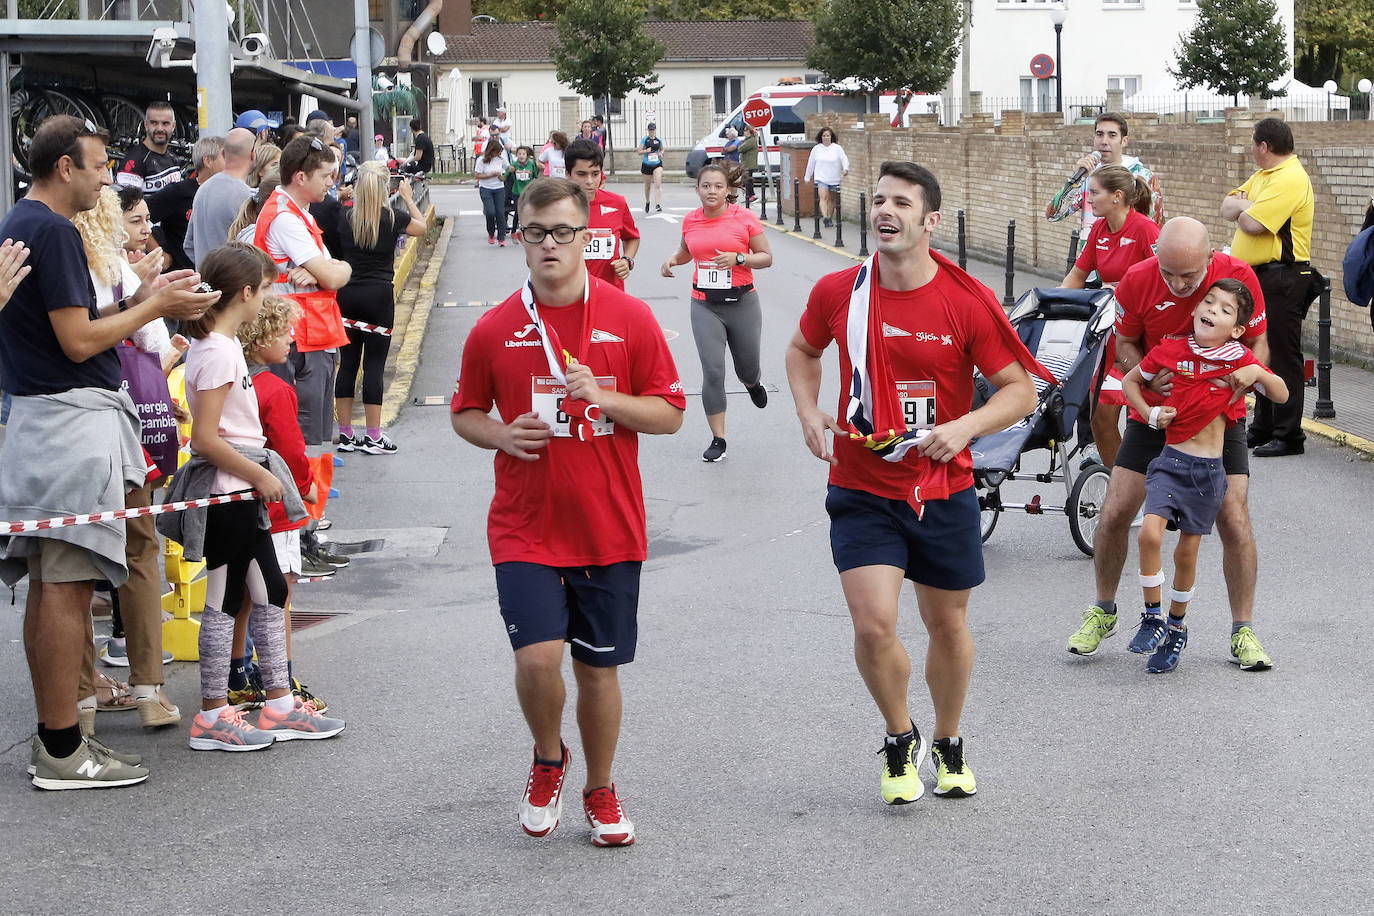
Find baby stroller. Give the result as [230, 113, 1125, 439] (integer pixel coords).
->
[972, 287, 1117, 556]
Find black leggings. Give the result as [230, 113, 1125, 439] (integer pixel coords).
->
[201, 498, 288, 618]
[336, 281, 395, 406]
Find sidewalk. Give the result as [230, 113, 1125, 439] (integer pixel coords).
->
[763, 207, 1374, 456]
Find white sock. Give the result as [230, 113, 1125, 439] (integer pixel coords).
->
[197, 704, 228, 727]
[266, 694, 295, 716]
[77, 695, 97, 712]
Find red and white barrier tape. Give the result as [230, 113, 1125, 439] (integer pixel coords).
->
[1, 491, 258, 534]
[342, 319, 392, 337]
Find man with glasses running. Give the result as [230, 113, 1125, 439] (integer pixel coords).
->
[451, 177, 684, 847]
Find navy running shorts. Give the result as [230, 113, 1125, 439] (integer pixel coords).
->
[1116, 418, 1248, 477]
[825, 484, 985, 591]
[494, 561, 642, 667]
[1143, 447, 1227, 535]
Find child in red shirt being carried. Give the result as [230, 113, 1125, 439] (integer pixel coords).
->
[1120, 278, 1288, 674]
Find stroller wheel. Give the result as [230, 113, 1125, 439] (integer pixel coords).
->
[1068, 465, 1111, 557]
[978, 486, 1001, 543]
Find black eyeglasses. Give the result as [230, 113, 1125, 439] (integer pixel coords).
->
[520, 224, 587, 244]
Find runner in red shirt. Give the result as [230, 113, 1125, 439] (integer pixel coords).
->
[786, 161, 1042, 805]
[1060, 164, 1161, 467]
[1065, 217, 1277, 672]
[451, 177, 684, 848]
[563, 138, 639, 292]
[661, 162, 773, 462]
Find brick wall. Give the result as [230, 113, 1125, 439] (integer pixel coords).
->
[805, 109, 1374, 357]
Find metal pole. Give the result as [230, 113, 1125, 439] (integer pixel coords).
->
[1314, 277, 1335, 418]
[1054, 23, 1063, 117]
[194, 0, 233, 135]
[353, 0, 375, 163]
[758, 166, 767, 216]
[775, 175, 784, 226]
[1003, 218, 1016, 306]
[792, 178, 802, 232]
[858, 192, 869, 258]
[833, 189, 844, 247]
[812, 185, 822, 239]
[957, 209, 967, 270]
[1067, 228, 1080, 275]
[0, 53, 12, 214]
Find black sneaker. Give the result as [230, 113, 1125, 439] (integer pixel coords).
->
[747, 383, 768, 409]
[644, 201, 650, 213]
[336, 433, 359, 453]
[702, 437, 727, 462]
[655, 204, 662, 212]
[360, 433, 398, 455]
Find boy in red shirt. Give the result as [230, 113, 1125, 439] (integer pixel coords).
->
[563, 138, 639, 291]
[451, 178, 683, 847]
[235, 295, 329, 711]
[1121, 279, 1287, 674]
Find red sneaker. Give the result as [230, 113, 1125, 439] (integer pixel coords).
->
[583, 784, 635, 847]
[520, 743, 568, 837]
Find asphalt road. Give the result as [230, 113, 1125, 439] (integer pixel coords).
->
[2, 180, 1371, 915]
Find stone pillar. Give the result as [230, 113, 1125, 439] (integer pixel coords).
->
[1106, 88, 1125, 112]
[691, 94, 714, 143]
[969, 91, 983, 116]
[559, 96, 581, 140]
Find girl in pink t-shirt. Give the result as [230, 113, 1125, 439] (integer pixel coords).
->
[660, 162, 774, 462]
[183, 241, 344, 752]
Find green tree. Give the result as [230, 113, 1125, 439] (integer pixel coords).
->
[1294, 0, 1374, 89]
[550, 0, 666, 169]
[1170, 0, 1289, 104]
[806, 0, 961, 120]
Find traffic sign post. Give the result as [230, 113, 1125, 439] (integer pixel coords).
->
[743, 101, 774, 212]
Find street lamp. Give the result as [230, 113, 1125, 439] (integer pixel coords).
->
[1323, 79, 1337, 120]
[1050, 3, 1068, 117]
[1359, 78, 1371, 120]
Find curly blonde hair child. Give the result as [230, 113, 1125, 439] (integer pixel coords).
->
[237, 294, 300, 358]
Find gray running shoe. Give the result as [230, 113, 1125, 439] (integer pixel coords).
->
[300, 553, 337, 577]
[31, 738, 149, 790]
[29, 734, 145, 775]
[257, 698, 345, 741]
[188, 707, 277, 752]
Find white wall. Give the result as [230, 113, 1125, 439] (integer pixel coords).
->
[957, 0, 1296, 106]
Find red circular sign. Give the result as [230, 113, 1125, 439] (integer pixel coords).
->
[1030, 54, 1055, 79]
[743, 100, 773, 128]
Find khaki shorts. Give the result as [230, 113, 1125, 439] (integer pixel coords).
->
[26, 538, 102, 583]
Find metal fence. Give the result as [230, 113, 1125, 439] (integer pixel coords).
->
[500, 98, 696, 150]
[942, 93, 1362, 126]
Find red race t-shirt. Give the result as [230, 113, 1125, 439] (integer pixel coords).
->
[1138, 335, 1263, 444]
[583, 188, 640, 291]
[1114, 252, 1266, 424]
[451, 278, 685, 567]
[799, 264, 1021, 498]
[681, 204, 765, 300]
[1074, 209, 1160, 285]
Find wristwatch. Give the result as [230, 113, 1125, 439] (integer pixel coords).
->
[735, 252, 746, 266]
[624, 256, 635, 270]
[116, 298, 130, 312]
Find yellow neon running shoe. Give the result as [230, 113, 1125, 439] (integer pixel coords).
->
[932, 737, 977, 798]
[878, 728, 928, 805]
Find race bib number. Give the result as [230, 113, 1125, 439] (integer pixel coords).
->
[696, 260, 732, 290]
[646, 153, 661, 165]
[896, 380, 936, 430]
[550, 165, 566, 178]
[515, 169, 532, 182]
[584, 227, 616, 261]
[531, 376, 617, 438]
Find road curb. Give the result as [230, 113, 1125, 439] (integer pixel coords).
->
[770, 220, 1374, 459]
[382, 216, 454, 427]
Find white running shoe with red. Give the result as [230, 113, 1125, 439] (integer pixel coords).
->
[520, 743, 569, 837]
[583, 785, 635, 847]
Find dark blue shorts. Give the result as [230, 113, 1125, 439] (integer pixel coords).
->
[494, 561, 641, 667]
[1143, 447, 1227, 535]
[826, 484, 985, 591]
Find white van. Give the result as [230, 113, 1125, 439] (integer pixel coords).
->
[684, 84, 941, 178]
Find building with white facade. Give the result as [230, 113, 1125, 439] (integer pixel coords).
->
[955, 0, 1297, 114]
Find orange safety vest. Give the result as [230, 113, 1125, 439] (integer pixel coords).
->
[253, 190, 348, 352]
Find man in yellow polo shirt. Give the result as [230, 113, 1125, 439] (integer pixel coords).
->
[1220, 117, 1315, 457]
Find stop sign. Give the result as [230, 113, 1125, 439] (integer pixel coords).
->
[743, 100, 773, 128]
